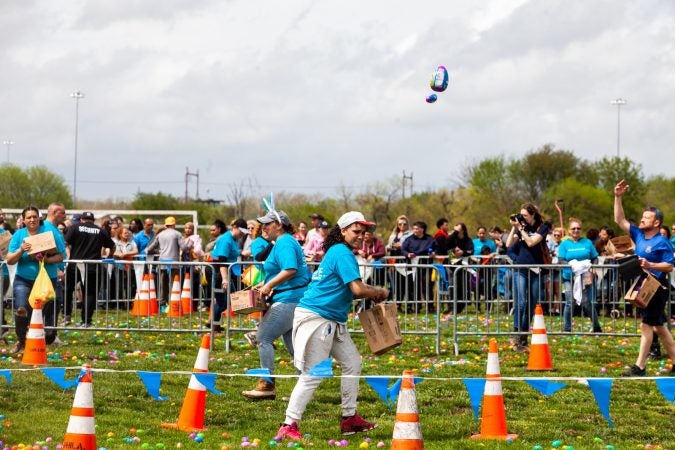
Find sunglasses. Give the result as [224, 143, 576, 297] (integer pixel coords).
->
[398, 222, 408, 226]
[570, 227, 581, 231]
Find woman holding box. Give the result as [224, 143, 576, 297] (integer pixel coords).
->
[6, 206, 66, 354]
[276, 211, 389, 441]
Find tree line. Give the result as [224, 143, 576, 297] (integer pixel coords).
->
[2, 144, 674, 238]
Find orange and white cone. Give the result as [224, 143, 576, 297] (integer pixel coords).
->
[162, 334, 211, 431]
[167, 275, 183, 318]
[149, 273, 159, 315]
[181, 272, 194, 315]
[527, 304, 553, 371]
[131, 275, 151, 316]
[471, 339, 518, 441]
[22, 299, 48, 366]
[391, 370, 424, 450]
[62, 364, 97, 450]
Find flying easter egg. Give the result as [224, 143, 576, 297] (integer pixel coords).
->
[429, 65, 449, 92]
[425, 94, 438, 103]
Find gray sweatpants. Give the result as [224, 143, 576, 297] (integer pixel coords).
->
[284, 311, 361, 424]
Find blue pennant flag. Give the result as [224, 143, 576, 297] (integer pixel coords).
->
[0, 369, 11, 385]
[524, 379, 567, 396]
[137, 371, 168, 401]
[245, 368, 273, 384]
[388, 376, 423, 406]
[41, 368, 80, 390]
[365, 377, 393, 408]
[655, 378, 675, 403]
[193, 373, 224, 394]
[587, 379, 613, 429]
[462, 378, 487, 420]
[308, 358, 333, 377]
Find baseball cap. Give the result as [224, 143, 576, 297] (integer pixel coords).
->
[233, 218, 249, 234]
[319, 220, 330, 229]
[309, 213, 324, 220]
[257, 210, 291, 226]
[337, 211, 375, 229]
[81, 212, 95, 221]
[71, 213, 82, 224]
[165, 216, 176, 226]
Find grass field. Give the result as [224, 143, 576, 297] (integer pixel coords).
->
[0, 314, 673, 450]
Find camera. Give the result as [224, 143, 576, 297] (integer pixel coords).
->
[510, 213, 527, 227]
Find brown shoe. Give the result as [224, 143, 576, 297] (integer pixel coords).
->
[10, 342, 24, 354]
[242, 378, 276, 400]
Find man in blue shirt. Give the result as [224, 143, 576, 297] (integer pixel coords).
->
[614, 180, 675, 376]
[134, 218, 156, 255]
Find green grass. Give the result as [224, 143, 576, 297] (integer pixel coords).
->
[0, 316, 674, 450]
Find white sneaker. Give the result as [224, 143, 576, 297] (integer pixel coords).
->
[51, 336, 64, 346]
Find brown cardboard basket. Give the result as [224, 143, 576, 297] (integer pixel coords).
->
[359, 302, 402, 355]
[608, 235, 635, 255]
[230, 288, 267, 314]
[25, 231, 57, 256]
[624, 271, 661, 309]
[0, 231, 12, 258]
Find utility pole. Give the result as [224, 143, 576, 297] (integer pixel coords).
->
[610, 98, 627, 157]
[3, 140, 13, 162]
[185, 167, 199, 202]
[402, 170, 414, 198]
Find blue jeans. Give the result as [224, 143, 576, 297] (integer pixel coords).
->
[513, 269, 543, 332]
[13, 275, 62, 343]
[257, 301, 298, 373]
[563, 280, 601, 331]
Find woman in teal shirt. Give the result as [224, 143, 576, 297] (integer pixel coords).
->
[276, 211, 389, 442]
[6, 206, 66, 353]
[242, 210, 310, 400]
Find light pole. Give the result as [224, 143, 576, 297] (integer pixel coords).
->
[610, 98, 626, 157]
[71, 91, 85, 205]
[2, 140, 13, 162]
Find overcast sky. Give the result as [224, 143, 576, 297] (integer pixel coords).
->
[2, 0, 674, 203]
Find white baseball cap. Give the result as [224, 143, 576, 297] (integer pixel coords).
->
[337, 211, 375, 229]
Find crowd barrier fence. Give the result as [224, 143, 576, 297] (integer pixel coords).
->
[1, 257, 672, 355]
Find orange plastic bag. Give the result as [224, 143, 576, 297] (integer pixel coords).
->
[29, 260, 55, 307]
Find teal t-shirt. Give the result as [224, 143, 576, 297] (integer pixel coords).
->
[8, 225, 67, 280]
[557, 237, 598, 281]
[298, 243, 361, 323]
[250, 236, 270, 260]
[263, 233, 310, 304]
[212, 231, 240, 262]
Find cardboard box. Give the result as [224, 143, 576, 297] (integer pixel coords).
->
[25, 231, 57, 256]
[624, 271, 661, 309]
[359, 302, 402, 355]
[0, 231, 12, 258]
[608, 235, 635, 255]
[230, 288, 267, 314]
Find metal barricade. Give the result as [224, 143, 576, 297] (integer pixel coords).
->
[2, 257, 672, 356]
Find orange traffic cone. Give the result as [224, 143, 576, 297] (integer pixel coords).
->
[471, 339, 518, 440]
[527, 304, 553, 371]
[62, 364, 97, 450]
[131, 275, 151, 316]
[167, 275, 183, 318]
[181, 272, 194, 314]
[22, 299, 48, 366]
[149, 273, 159, 315]
[391, 370, 424, 450]
[162, 334, 211, 431]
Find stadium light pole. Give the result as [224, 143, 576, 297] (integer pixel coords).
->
[71, 91, 85, 205]
[610, 98, 626, 158]
[3, 139, 13, 163]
